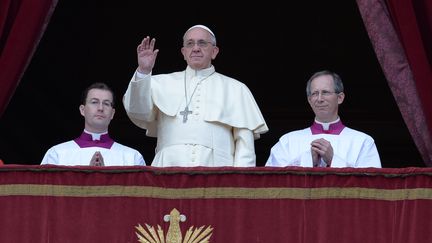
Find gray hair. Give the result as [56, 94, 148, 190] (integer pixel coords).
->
[306, 70, 344, 96]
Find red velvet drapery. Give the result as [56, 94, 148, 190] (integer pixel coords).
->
[356, 0, 432, 166]
[0, 0, 57, 117]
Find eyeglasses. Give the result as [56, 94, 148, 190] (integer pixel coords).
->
[309, 90, 338, 98]
[87, 99, 113, 108]
[183, 40, 214, 48]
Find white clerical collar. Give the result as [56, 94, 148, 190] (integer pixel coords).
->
[84, 130, 108, 141]
[314, 118, 340, 131]
[186, 65, 215, 78]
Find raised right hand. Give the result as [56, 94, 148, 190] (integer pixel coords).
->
[137, 36, 159, 74]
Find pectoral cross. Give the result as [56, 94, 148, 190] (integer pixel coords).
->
[180, 106, 192, 123]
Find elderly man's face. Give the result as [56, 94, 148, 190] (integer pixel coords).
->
[307, 74, 344, 122]
[181, 27, 219, 70]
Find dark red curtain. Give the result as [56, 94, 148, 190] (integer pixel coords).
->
[0, 0, 58, 117]
[356, 0, 432, 166]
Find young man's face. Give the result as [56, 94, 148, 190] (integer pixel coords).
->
[79, 88, 115, 133]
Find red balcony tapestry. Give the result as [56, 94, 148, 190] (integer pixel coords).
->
[1, 165, 432, 243]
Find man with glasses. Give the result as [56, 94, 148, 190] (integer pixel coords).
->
[123, 24, 268, 167]
[41, 82, 145, 166]
[266, 70, 381, 168]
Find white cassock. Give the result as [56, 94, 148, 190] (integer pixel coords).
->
[41, 132, 145, 166]
[123, 65, 268, 167]
[266, 121, 381, 168]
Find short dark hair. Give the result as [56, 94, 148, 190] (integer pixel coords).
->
[81, 82, 115, 108]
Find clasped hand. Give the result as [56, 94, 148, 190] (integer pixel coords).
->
[89, 151, 104, 166]
[311, 138, 333, 167]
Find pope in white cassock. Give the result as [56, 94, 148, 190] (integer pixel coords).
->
[266, 70, 381, 168]
[123, 24, 268, 167]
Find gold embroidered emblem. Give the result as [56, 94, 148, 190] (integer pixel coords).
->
[136, 208, 213, 243]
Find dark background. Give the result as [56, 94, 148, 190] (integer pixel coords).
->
[0, 1, 424, 167]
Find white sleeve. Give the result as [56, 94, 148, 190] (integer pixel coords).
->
[40, 147, 59, 165]
[265, 139, 292, 167]
[266, 134, 306, 167]
[134, 152, 146, 166]
[330, 134, 382, 168]
[123, 71, 157, 122]
[355, 138, 382, 168]
[233, 127, 256, 167]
